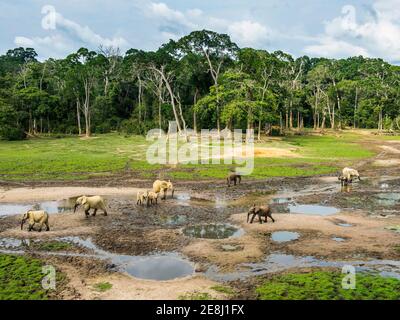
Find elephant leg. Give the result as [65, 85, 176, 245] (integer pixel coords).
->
[234, 179, 237, 186]
[38, 223, 43, 232]
[103, 209, 108, 216]
[250, 213, 256, 224]
[259, 214, 263, 224]
[28, 223, 34, 232]
[270, 214, 275, 223]
[85, 209, 90, 218]
[92, 209, 97, 216]
[45, 221, 50, 231]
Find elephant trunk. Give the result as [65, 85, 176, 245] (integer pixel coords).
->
[74, 204, 78, 213]
[20, 218, 26, 230]
[171, 188, 175, 199]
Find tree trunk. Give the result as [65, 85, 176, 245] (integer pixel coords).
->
[258, 119, 261, 141]
[76, 98, 82, 135]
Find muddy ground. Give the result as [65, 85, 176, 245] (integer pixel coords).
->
[0, 137, 400, 300]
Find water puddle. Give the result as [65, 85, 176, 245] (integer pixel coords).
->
[0, 199, 75, 216]
[205, 253, 400, 281]
[0, 236, 194, 281]
[183, 224, 244, 239]
[375, 193, 400, 206]
[337, 223, 353, 227]
[271, 231, 300, 243]
[288, 204, 339, 216]
[220, 244, 242, 252]
[332, 237, 346, 242]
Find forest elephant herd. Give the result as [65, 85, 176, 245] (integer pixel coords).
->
[20, 168, 361, 231]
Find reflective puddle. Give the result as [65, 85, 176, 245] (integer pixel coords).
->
[337, 223, 353, 227]
[332, 237, 346, 242]
[375, 193, 400, 206]
[271, 231, 300, 243]
[0, 236, 194, 281]
[0, 199, 75, 216]
[183, 224, 244, 239]
[288, 204, 339, 216]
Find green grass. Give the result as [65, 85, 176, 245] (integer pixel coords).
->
[0, 131, 376, 181]
[210, 285, 236, 295]
[178, 291, 214, 300]
[256, 271, 400, 300]
[31, 241, 73, 252]
[92, 282, 113, 292]
[0, 254, 63, 300]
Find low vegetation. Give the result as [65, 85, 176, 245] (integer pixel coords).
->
[256, 271, 400, 300]
[0, 254, 63, 300]
[92, 282, 113, 292]
[179, 291, 214, 300]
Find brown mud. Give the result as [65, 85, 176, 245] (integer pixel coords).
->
[1, 136, 400, 299]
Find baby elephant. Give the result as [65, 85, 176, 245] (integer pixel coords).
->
[338, 175, 352, 186]
[227, 173, 241, 187]
[147, 191, 159, 206]
[74, 195, 108, 218]
[247, 204, 275, 224]
[342, 167, 361, 182]
[136, 191, 148, 205]
[21, 210, 50, 232]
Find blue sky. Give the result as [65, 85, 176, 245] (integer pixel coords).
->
[0, 0, 399, 63]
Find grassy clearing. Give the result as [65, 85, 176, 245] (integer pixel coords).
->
[0, 254, 64, 300]
[256, 271, 400, 300]
[0, 131, 375, 181]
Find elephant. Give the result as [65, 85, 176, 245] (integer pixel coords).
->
[74, 195, 108, 218]
[21, 210, 50, 232]
[338, 175, 352, 186]
[147, 191, 159, 205]
[136, 191, 148, 205]
[247, 204, 275, 224]
[342, 167, 361, 182]
[153, 180, 174, 200]
[227, 173, 241, 187]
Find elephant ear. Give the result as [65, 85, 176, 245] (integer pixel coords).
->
[81, 197, 87, 205]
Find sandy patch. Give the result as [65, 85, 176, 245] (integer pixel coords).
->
[373, 159, 400, 167]
[380, 145, 400, 154]
[230, 212, 400, 259]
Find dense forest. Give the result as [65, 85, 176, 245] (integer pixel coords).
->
[1, 29, 399, 140]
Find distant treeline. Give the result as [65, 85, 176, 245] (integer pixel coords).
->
[1, 29, 400, 140]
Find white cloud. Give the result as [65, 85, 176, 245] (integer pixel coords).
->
[14, 9, 130, 59]
[146, 2, 271, 47]
[228, 20, 269, 46]
[304, 0, 400, 61]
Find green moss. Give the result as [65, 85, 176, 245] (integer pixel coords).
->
[210, 285, 236, 295]
[0, 254, 62, 300]
[256, 271, 400, 300]
[92, 282, 113, 292]
[179, 292, 214, 300]
[31, 241, 73, 252]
